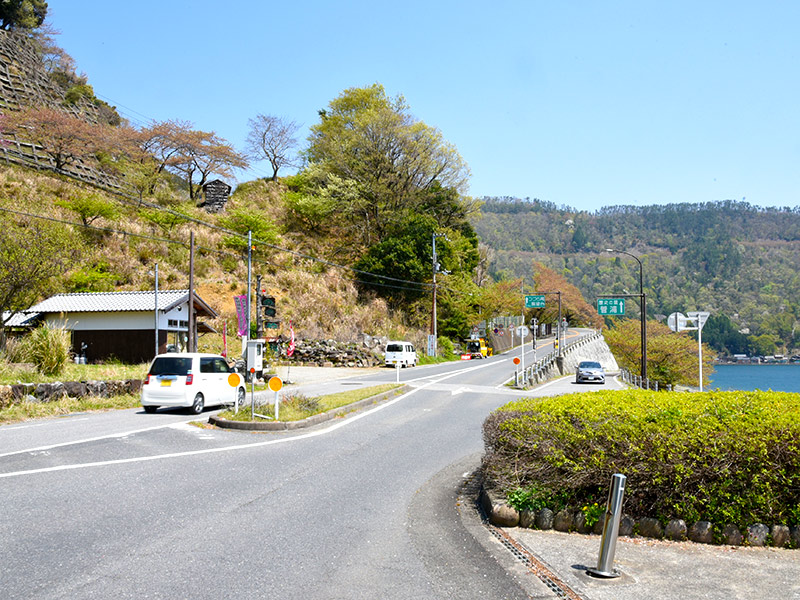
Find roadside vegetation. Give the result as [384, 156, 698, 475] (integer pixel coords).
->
[483, 389, 800, 530]
[218, 384, 402, 422]
[0, 393, 140, 424]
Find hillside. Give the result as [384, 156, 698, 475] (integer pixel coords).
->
[472, 197, 800, 355]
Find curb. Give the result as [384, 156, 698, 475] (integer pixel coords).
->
[208, 384, 410, 431]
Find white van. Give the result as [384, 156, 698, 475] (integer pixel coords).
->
[384, 341, 417, 368]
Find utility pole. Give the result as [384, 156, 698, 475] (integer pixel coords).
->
[188, 231, 195, 352]
[245, 230, 252, 354]
[153, 263, 159, 357]
[430, 232, 447, 357]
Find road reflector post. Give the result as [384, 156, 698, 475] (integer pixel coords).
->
[268, 376, 283, 421]
[587, 473, 627, 579]
[396, 361, 400, 383]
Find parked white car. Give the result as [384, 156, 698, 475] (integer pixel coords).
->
[141, 352, 245, 414]
[384, 341, 417, 368]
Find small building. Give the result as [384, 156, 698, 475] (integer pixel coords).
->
[20, 290, 217, 363]
[198, 179, 232, 213]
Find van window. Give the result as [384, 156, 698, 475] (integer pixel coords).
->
[386, 344, 403, 352]
[149, 357, 192, 376]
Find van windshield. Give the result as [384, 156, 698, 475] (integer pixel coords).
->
[149, 357, 192, 376]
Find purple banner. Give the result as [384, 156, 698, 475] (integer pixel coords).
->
[233, 295, 248, 337]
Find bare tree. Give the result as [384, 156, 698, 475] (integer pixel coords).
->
[245, 114, 300, 181]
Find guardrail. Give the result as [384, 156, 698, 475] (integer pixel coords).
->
[515, 330, 604, 387]
[618, 368, 673, 391]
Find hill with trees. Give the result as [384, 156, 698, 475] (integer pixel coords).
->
[473, 197, 800, 356]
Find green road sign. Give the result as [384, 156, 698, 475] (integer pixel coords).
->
[525, 295, 546, 308]
[598, 298, 625, 316]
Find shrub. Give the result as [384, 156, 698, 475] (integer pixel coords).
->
[483, 389, 800, 528]
[23, 325, 72, 376]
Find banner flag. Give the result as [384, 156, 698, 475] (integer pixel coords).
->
[287, 320, 295, 357]
[233, 295, 248, 337]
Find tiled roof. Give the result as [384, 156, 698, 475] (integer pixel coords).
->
[28, 290, 192, 313]
[2, 311, 40, 327]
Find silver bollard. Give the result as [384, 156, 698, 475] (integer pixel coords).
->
[587, 473, 627, 578]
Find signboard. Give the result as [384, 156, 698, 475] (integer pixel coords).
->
[427, 334, 436, 357]
[516, 325, 530, 338]
[598, 298, 625, 316]
[525, 295, 546, 308]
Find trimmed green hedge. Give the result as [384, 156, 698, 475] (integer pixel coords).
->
[482, 389, 800, 528]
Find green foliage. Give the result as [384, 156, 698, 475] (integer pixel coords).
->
[21, 324, 71, 376]
[473, 198, 800, 355]
[484, 389, 800, 527]
[65, 261, 119, 292]
[506, 484, 571, 513]
[138, 208, 189, 234]
[219, 206, 279, 255]
[56, 193, 118, 226]
[437, 336, 455, 358]
[604, 319, 716, 387]
[0, 0, 47, 30]
[63, 83, 95, 106]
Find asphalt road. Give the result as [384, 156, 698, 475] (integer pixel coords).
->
[0, 332, 617, 599]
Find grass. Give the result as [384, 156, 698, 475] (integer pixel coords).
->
[218, 384, 403, 422]
[0, 393, 141, 424]
[0, 361, 149, 384]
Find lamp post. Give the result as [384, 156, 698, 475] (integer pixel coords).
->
[606, 249, 647, 381]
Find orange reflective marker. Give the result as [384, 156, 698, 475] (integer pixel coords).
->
[268, 376, 283, 392]
[513, 357, 521, 365]
[227, 373, 242, 387]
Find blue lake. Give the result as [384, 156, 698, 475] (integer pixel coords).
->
[709, 364, 800, 393]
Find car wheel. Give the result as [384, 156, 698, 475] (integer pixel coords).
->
[237, 387, 245, 405]
[143, 405, 158, 414]
[190, 393, 205, 415]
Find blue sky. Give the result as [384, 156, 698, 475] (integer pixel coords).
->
[46, 1, 800, 212]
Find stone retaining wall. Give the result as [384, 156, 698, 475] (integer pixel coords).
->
[0, 379, 143, 407]
[480, 486, 799, 549]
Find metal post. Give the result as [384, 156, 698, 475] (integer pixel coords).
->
[188, 231, 195, 352]
[698, 323, 703, 392]
[588, 473, 627, 578]
[153, 263, 159, 357]
[246, 230, 252, 352]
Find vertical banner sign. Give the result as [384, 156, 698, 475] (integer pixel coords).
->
[287, 320, 296, 357]
[233, 295, 248, 336]
[222, 321, 228, 357]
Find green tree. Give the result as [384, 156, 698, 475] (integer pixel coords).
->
[749, 333, 780, 357]
[56, 193, 118, 226]
[219, 207, 279, 257]
[0, 218, 79, 348]
[0, 0, 47, 30]
[605, 319, 715, 387]
[304, 84, 471, 246]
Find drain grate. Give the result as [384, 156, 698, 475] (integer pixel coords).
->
[462, 473, 584, 600]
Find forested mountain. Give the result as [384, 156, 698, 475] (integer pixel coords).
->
[472, 197, 800, 356]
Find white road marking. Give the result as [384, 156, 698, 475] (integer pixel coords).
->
[0, 357, 583, 480]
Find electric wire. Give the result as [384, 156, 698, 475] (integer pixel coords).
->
[0, 205, 439, 294]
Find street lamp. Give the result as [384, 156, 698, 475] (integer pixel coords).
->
[606, 248, 647, 381]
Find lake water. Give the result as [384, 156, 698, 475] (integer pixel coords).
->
[709, 364, 800, 393]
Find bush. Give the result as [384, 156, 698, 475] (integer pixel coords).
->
[482, 389, 800, 528]
[22, 325, 72, 376]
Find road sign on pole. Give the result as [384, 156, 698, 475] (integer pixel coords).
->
[598, 298, 625, 316]
[525, 295, 546, 308]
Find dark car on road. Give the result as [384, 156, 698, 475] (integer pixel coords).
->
[575, 360, 605, 384]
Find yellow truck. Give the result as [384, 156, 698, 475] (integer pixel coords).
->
[465, 338, 493, 359]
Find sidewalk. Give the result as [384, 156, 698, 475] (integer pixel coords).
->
[501, 526, 800, 600]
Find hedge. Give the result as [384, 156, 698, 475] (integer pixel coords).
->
[482, 389, 800, 528]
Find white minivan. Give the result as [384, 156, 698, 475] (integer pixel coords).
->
[141, 352, 246, 414]
[384, 341, 417, 368]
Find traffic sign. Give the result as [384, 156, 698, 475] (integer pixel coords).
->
[516, 325, 530, 337]
[268, 376, 283, 392]
[598, 298, 625, 316]
[525, 295, 546, 308]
